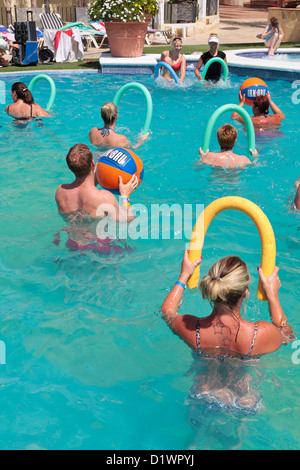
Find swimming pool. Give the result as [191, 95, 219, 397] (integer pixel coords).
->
[0, 70, 299, 450]
[226, 48, 300, 80]
[237, 52, 300, 62]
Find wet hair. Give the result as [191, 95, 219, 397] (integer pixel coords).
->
[253, 95, 269, 115]
[270, 17, 279, 28]
[101, 102, 118, 126]
[12, 82, 34, 105]
[217, 124, 238, 150]
[199, 256, 250, 309]
[66, 144, 93, 178]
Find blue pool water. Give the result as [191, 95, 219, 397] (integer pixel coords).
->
[0, 71, 299, 450]
[237, 52, 300, 62]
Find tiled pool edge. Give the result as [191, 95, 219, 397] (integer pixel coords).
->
[0, 48, 298, 80]
[226, 48, 300, 81]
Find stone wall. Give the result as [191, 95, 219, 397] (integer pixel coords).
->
[268, 7, 300, 42]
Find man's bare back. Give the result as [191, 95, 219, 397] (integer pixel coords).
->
[55, 144, 138, 225]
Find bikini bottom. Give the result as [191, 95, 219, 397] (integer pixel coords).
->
[189, 390, 263, 416]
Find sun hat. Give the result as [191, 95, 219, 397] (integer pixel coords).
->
[208, 36, 219, 43]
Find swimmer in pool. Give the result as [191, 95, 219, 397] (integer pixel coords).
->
[261, 17, 284, 56]
[195, 34, 228, 82]
[293, 177, 300, 210]
[160, 37, 186, 84]
[198, 123, 257, 168]
[161, 251, 294, 359]
[231, 90, 285, 129]
[89, 102, 149, 149]
[5, 82, 50, 120]
[55, 143, 138, 222]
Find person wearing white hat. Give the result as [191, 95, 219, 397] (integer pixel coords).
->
[195, 33, 228, 82]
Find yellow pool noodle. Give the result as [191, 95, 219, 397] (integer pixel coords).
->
[187, 196, 276, 300]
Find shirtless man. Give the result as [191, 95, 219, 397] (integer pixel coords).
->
[89, 102, 149, 149]
[55, 143, 138, 224]
[198, 123, 257, 169]
[232, 90, 285, 129]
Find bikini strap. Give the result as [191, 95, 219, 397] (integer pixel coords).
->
[225, 150, 232, 169]
[196, 319, 201, 354]
[248, 321, 258, 356]
[100, 127, 113, 137]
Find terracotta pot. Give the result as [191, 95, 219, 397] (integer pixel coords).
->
[105, 21, 148, 58]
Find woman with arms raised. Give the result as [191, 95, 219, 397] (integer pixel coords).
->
[232, 90, 285, 129]
[161, 251, 293, 359]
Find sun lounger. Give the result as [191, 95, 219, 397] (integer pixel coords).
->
[145, 28, 173, 45]
[39, 13, 98, 50]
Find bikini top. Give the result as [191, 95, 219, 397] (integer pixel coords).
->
[99, 126, 115, 137]
[222, 150, 232, 169]
[163, 54, 181, 71]
[196, 319, 258, 361]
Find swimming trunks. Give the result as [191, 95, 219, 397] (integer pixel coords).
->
[196, 319, 258, 360]
[65, 235, 132, 255]
[54, 230, 133, 255]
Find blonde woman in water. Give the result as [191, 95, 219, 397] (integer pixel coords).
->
[162, 251, 293, 358]
[89, 102, 149, 149]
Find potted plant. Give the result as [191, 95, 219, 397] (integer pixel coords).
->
[88, 0, 149, 57]
[139, 0, 159, 24]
